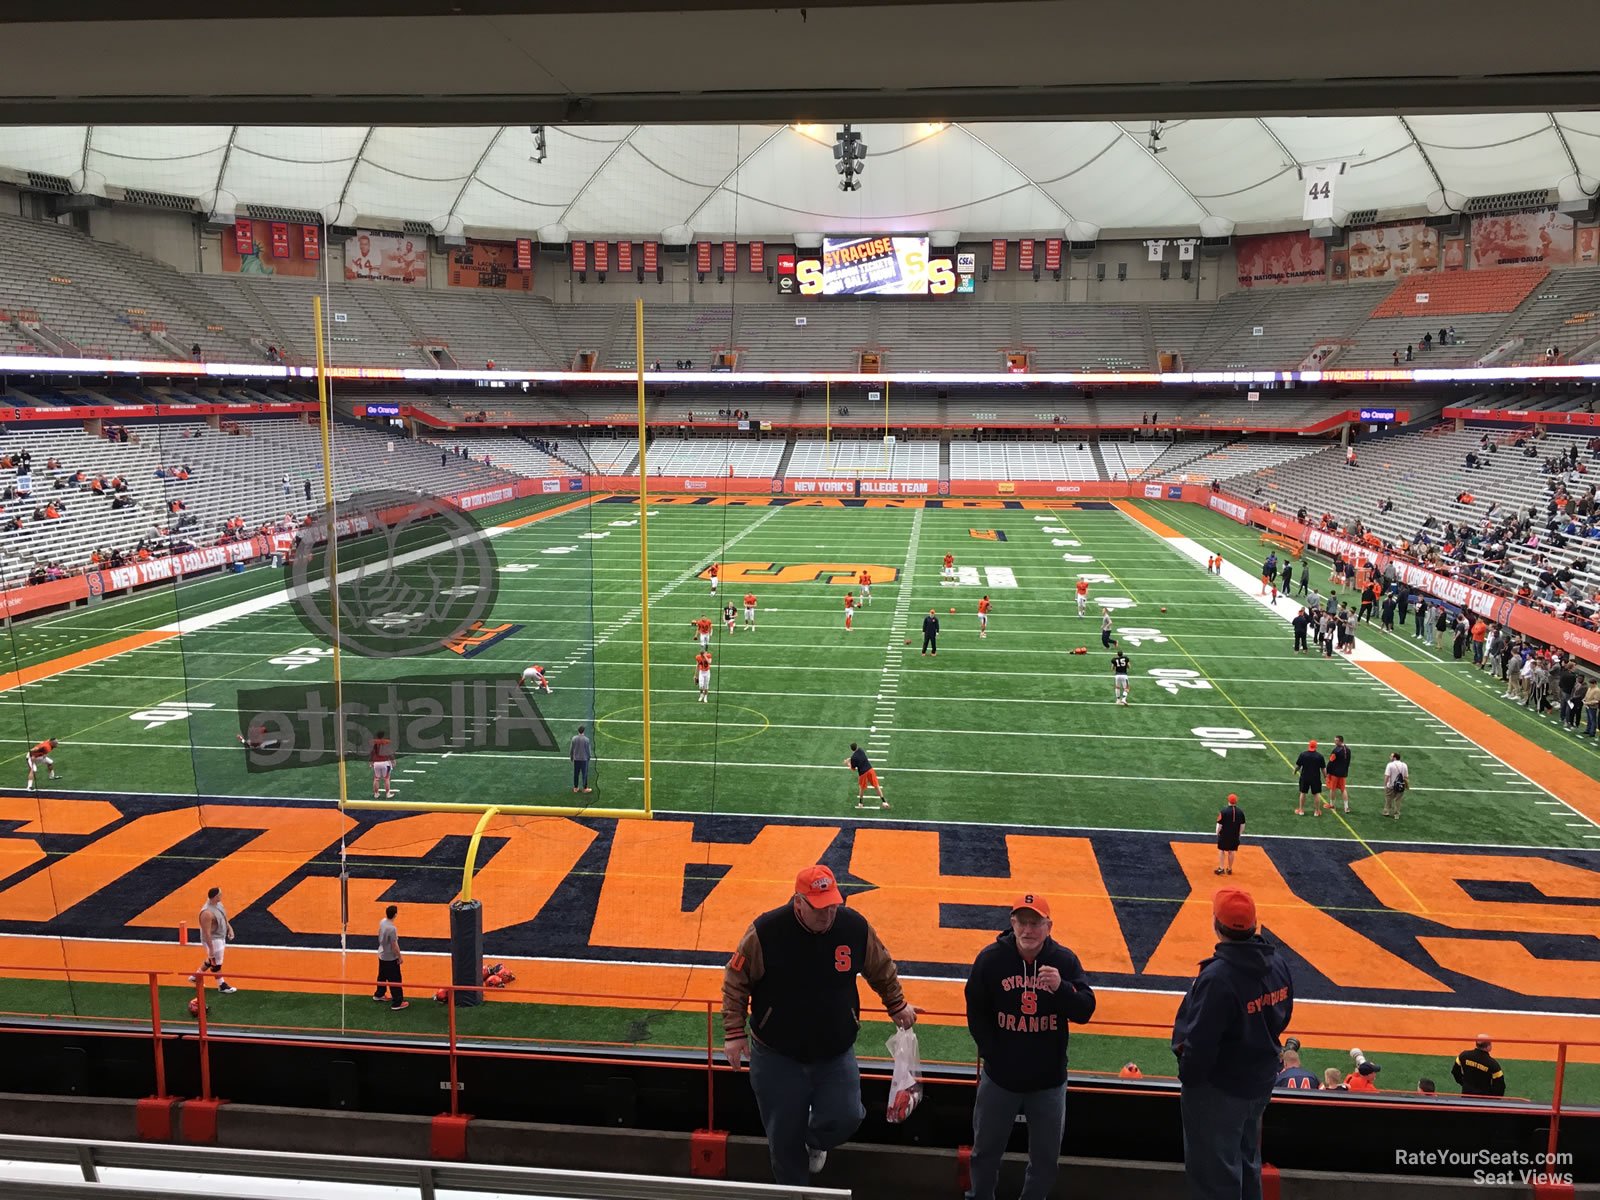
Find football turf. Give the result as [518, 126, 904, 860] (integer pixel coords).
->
[0, 493, 1597, 1106]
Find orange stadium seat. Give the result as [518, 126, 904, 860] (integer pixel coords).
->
[1368, 265, 1550, 319]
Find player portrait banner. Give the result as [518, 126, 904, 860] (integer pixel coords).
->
[1345, 221, 1440, 281]
[1577, 227, 1600, 264]
[616, 240, 633, 272]
[1234, 230, 1327, 288]
[344, 230, 427, 284]
[446, 239, 534, 291]
[749, 241, 764, 273]
[1470, 210, 1575, 268]
[223, 218, 319, 278]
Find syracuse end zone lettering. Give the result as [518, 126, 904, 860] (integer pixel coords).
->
[710, 562, 901, 586]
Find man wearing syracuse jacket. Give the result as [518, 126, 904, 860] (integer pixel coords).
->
[963, 893, 1097, 1200]
[1171, 888, 1295, 1200]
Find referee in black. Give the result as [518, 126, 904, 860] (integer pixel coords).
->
[1291, 608, 1310, 654]
[921, 609, 940, 657]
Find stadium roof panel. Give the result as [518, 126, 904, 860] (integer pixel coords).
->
[0, 118, 1594, 239]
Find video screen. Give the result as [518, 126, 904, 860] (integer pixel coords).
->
[820, 236, 931, 295]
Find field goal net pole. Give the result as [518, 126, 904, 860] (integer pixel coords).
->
[313, 294, 351, 816]
[635, 297, 653, 819]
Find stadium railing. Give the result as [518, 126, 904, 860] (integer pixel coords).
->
[0, 962, 1591, 1160]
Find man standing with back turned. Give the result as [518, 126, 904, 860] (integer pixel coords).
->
[723, 864, 916, 1184]
[964, 893, 1097, 1200]
[1172, 889, 1294, 1200]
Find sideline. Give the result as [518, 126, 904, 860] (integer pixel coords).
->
[0, 495, 600, 697]
[5, 934, 1598, 1065]
[1113, 501, 1600, 825]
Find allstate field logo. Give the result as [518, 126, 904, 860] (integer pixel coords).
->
[287, 489, 499, 659]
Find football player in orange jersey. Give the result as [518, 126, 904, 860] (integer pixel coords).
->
[844, 591, 855, 632]
[693, 614, 714, 650]
[742, 592, 757, 632]
[858, 570, 873, 606]
[1076, 578, 1089, 617]
[708, 562, 719, 596]
[25, 737, 59, 790]
[695, 650, 712, 703]
[942, 552, 955, 579]
[977, 594, 991, 638]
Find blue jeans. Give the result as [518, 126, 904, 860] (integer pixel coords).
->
[1180, 1080, 1270, 1200]
[965, 1072, 1067, 1200]
[748, 1038, 865, 1185]
[572, 759, 589, 788]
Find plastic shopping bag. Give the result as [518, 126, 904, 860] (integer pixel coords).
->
[885, 1026, 923, 1123]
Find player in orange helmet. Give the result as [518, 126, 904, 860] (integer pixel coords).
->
[521, 664, 552, 694]
[695, 650, 712, 703]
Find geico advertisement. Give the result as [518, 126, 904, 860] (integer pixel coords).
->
[794, 237, 957, 296]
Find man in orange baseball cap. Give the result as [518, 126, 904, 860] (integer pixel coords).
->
[963, 892, 1096, 1200]
[1171, 888, 1295, 1200]
[722, 864, 915, 1185]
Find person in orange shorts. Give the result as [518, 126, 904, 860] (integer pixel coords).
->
[846, 741, 887, 809]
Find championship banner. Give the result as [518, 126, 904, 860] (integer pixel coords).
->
[1470, 210, 1575, 268]
[696, 242, 713, 274]
[594, 241, 609, 273]
[302, 225, 321, 261]
[990, 239, 1007, 271]
[571, 241, 587, 273]
[722, 241, 738, 274]
[344, 231, 426, 284]
[1018, 239, 1034, 272]
[1346, 221, 1440, 280]
[642, 242, 658, 272]
[1044, 238, 1062, 271]
[749, 241, 764, 273]
[223, 218, 319, 278]
[515, 238, 532, 270]
[616, 241, 633, 272]
[1302, 163, 1342, 222]
[270, 223, 291, 259]
[446, 239, 534, 291]
[1234, 230, 1327, 288]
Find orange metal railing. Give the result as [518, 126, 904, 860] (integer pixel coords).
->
[0, 963, 1592, 1158]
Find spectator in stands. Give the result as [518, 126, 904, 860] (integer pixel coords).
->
[1421, 331, 1433, 351]
[1448, 325, 1457, 344]
[190, 343, 203, 362]
[1392, 350, 1400, 367]
[1405, 344, 1413, 361]
[1451, 1036, 1506, 1097]
[721, 864, 914, 1185]
[1346, 1050, 1381, 1092]
[1439, 327, 1448, 346]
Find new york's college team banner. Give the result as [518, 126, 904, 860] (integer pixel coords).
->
[345, 231, 427, 284]
[446, 239, 534, 291]
[1234, 231, 1327, 288]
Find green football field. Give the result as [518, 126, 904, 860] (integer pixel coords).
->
[1, 491, 1597, 1106]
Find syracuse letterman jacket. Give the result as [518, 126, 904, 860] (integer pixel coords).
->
[965, 930, 1097, 1092]
[722, 904, 909, 1063]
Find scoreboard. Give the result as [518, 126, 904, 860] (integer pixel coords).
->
[779, 235, 966, 297]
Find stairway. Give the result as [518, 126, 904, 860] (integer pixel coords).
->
[1088, 438, 1111, 482]
[493, 294, 564, 367]
[234, 283, 299, 357]
[938, 437, 951, 483]
[774, 435, 798, 479]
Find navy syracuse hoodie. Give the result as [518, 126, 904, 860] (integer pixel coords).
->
[965, 930, 1097, 1092]
[1170, 935, 1294, 1097]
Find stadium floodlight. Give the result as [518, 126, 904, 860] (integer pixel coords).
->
[530, 125, 547, 164]
[834, 124, 867, 192]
